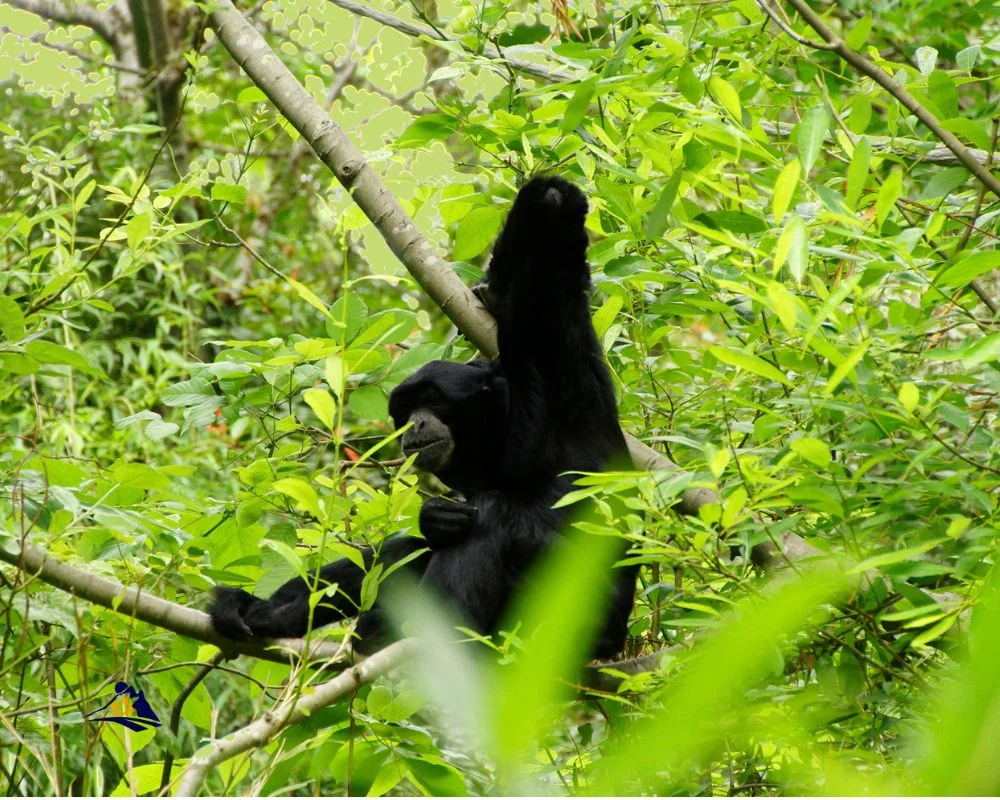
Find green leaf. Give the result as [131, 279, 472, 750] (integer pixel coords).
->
[875, 168, 902, 230]
[272, 477, 322, 519]
[211, 182, 247, 206]
[937, 251, 1000, 289]
[289, 278, 333, 320]
[774, 216, 809, 282]
[708, 76, 741, 121]
[645, 170, 682, 240]
[561, 78, 597, 133]
[791, 437, 832, 468]
[851, 539, 943, 572]
[824, 340, 869, 396]
[0, 296, 26, 341]
[772, 159, 801, 223]
[695, 210, 766, 234]
[797, 106, 831, 175]
[592, 565, 849, 794]
[453, 206, 503, 261]
[845, 137, 871, 210]
[25, 340, 105, 378]
[957, 45, 981, 71]
[237, 86, 267, 104]
[161, 376, 217, 407]
[125, 210, 151, 251]
[898, 382, 919, 413]
[677, 61, 702, 104]
[708, 345, 791, 385]
[915, 46, 938, 76]
[847, 95, 872, 135]
[349, 385, 389, 420]
[303, 387, 336, 430]
[844, 14, 872, 49]
[765, 281, 798, 334]
[397, 114, 458, 148]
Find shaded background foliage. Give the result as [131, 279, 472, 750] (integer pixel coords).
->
[1, 0, 999, 794]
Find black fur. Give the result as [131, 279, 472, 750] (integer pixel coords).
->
[210, 177, 638, 658]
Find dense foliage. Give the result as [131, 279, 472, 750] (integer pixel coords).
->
[1, 0, 999, 795]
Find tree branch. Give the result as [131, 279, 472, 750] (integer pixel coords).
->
[325, 0, 578, 83]
[4, 0, 118, 44]
[172, 639, 418, 796]
[0, 542, 348, 666]
[779, 0, 1000, 200]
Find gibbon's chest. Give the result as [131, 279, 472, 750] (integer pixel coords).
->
[469, 486, 571, 541]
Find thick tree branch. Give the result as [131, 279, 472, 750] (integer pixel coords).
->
[325, 0, 578, 83]
[780, 0, 1000, 200]
[172, 638, 418, 796]
[5, 0, 118, 44]
[0, 543, 348, 666]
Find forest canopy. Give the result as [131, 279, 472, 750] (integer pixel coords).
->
[1, 0, 999, 795]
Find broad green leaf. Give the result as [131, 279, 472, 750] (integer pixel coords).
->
[677, 61, 703, 104]
[0, 296, 25, 341]
[774, 216, 809, 282]
[844, 138, 872, 208]
[272, 477, 322, 519]
[125, 210, 151, 251]
[708, 76, 741, 121]
[561, 77, 597, 133]
[797, 106, 831, 174]
[851, 539, 944, 572]
[325, 355, 344, 398]
[898, 382, 919, 413]
[645, 170, 682, 240]
[915, 46, 938, 76]
[303, 387, 336, 430]
[289, 278, 334, 319]
[766, 281, 798, 333]
[349, 385, 389, 421]
[396, 113, 458, 147]
[25, 340, 105, 378]
[695, 210, 766, 234]
[210, 182, 247, 206]
[708, 345, 790, 385]
[847, 96, 872, 135]
[772, 158, 800, 223]
[937, 251, 1000, 288]
[791, 437, 832, 468]
[844, 14, 872, 48]
[161, 376, 216, 406]
[453, 206, 503, 261]
[875, 168, 902, 230]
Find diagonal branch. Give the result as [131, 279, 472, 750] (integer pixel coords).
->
[172, 639, 418, 796]
[0, 542, 348, 666]
[780, 0, 1000, 201]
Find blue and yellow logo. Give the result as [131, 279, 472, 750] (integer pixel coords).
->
[85, 681, 161, 732]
